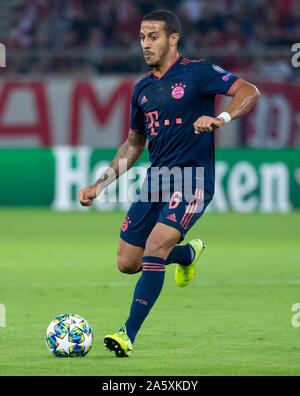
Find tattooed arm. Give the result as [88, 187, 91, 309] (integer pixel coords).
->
[79, 130, 147, 207]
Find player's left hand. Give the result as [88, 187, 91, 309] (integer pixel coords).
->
[194, 116, 225, 134]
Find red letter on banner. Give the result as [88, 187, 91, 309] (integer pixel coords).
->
[70, 80, 134, 145]
[0, 82, 51, 146]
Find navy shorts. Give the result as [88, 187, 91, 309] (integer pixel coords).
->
[120, 187, 213, 248]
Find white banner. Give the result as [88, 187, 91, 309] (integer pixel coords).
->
[0, 77, 239, 148]
[0, 78, 135, 147]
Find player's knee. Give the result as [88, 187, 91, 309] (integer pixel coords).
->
[117, 253, 130, 273]
[117, 252, 140, 274]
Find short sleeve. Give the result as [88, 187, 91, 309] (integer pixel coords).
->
[130, 86, 146, 133]
[199, 62, 240, 96]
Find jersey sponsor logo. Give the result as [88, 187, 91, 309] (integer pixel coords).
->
[145, 111, 159, 135]
[171, 83, 186, 99]
[212, 64, 226, 73]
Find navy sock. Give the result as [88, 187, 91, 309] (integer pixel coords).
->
[166, 243, 195, 266]
[124, 256, 166, 343]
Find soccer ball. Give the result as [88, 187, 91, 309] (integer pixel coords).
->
[46, 313, 93, 357]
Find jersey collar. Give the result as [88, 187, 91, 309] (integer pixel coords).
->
[152, 54, 182, 80]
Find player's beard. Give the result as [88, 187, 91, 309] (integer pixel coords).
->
[145, 41, 170, 69]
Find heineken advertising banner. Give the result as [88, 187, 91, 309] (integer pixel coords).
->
[1, 148, 299, 212]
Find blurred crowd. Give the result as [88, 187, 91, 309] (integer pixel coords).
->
[2, 0, 300, 78]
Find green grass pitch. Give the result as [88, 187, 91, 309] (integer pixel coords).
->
[0, 208, 299, 376]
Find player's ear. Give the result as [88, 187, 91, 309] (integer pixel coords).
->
[169, 33, 180, 47]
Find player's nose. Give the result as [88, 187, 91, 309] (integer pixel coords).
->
[141, 37, 151, 49]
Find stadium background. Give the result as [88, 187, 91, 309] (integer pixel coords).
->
[0, 0, 300, 211]
[0, 0, 300, 377]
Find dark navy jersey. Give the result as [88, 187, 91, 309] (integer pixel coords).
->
[130, 55, 240, 195]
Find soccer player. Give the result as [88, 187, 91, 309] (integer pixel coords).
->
[79, 10, 260, 357]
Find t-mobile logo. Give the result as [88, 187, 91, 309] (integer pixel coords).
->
[0, 43, 6, 67]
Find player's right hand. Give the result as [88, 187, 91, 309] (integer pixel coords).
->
[79, 184, 98, 206]
[194, 116, 225, 133]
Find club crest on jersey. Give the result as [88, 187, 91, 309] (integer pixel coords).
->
[121, 216, 131, 232]
[171, 83, 186, 99]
